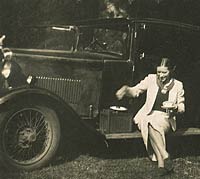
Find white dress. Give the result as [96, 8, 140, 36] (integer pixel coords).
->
[128, 74, 185, 160]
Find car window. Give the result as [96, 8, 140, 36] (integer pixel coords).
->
[135, 23, 200, 79]
[17, 26, 77, 51]
[79, 28, 127, 55]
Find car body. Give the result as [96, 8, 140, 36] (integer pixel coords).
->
[0, 18, 200, 170]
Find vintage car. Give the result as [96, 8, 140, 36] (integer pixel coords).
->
[0, 18, 200, 170]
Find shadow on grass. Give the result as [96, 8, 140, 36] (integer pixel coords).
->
[53, 126, 200, 166]
[167, 135, 200, 159]
[52, 123, 147, 167]
[0, 165, 21, 179]
[51, 111, 200, 167]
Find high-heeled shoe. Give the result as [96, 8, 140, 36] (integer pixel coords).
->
[164, 155, 174, 171]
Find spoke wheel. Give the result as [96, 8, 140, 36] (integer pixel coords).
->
[0, 105, 60, 170]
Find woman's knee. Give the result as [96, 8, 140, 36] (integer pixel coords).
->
[148, 124, 154, 133]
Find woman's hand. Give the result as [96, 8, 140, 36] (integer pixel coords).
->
[165, 105, 178, 118]
[0, 35, 5, 46]
[116, 85, 128, 100]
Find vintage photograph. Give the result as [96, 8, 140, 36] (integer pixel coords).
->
[0, 0, 199, 178]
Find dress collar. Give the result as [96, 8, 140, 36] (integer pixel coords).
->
[156, 77, 174, 94]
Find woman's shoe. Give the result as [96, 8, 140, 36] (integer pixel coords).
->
[164, 156, 174, 171]
[157, 167, 169, 176]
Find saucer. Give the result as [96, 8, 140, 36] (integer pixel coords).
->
[110, 106, 127, 111]
[161, 105, 175, 109]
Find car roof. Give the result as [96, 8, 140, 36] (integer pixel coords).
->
[28, 18, 200, 32]
[73, 18, 200, 31]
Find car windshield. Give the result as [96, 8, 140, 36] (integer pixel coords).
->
[14, 25, 128, 56]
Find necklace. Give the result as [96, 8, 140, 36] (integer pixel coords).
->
[156, 78, 174, 94]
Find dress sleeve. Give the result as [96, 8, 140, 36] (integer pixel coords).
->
[177, 82, 185, 113]
[127, 75, 150, 97]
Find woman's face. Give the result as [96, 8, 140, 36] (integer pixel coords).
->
[157, 66, 170, 83]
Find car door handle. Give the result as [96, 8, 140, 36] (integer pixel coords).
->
[140, 52, 145, 60]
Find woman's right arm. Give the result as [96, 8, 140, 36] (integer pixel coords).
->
[0, 35, 5, 47]
[116, 75, 150, 100]
[0, 35, 5, 60]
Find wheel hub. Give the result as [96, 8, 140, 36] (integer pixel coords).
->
[18, 128, 36, 148]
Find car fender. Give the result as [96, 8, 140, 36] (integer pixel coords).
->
[0, 86, 79, 120]
[0, 87, 103, 137]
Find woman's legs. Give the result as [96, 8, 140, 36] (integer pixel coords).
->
[149, 137, 164, 168]
[148, 124, 169, 162]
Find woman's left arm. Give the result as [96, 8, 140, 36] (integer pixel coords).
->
[176, 82, 185, 114]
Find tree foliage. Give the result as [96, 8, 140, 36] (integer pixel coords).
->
[0, 0, 199, 47]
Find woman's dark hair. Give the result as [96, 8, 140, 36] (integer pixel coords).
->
[158, 57, 176, 71]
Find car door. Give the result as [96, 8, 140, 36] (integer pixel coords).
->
[134, 20, 200, 127]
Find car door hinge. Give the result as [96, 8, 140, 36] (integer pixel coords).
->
[134, 31, 137, 38]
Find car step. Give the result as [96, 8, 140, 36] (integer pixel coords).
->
[105, 127, 200, 139]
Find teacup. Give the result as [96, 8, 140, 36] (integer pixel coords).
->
[162, 101, 175, 109]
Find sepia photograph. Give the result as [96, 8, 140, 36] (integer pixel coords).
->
[0, 0, 199, 178]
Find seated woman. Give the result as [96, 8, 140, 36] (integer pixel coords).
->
[116, 57, 185, 176]
[0, 35, 28, 93]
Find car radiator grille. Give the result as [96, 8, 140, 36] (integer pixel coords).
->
[35, 76, 82, 104]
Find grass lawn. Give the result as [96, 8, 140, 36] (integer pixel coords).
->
[0, 135, 199, 179]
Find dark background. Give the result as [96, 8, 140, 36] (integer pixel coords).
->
[0, 0, 200, 47]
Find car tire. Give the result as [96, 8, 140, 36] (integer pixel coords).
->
[0, 105, 61, 171]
